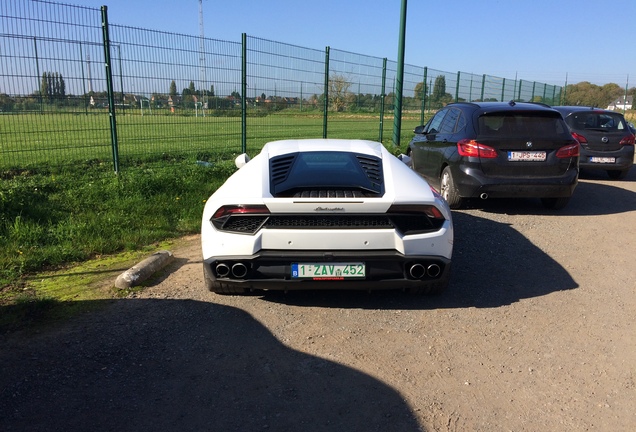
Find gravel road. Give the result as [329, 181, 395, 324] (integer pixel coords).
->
[1, 168, 635, 431]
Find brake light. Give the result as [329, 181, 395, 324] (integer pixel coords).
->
[457, 139, 497, 158]
[212, 205, 270, 219]
[620, 134, 635, 146]
[571, 132, 587, 144]
[388, 204, 445, 220]
[556, 141, 580, 158]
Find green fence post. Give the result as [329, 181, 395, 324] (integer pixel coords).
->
[379, 58, 387, 142]
[501, 78, 506, 102]
[532, 81, 536, 102]
[392, 0, 408, 148]
[420, 66, 427, 125]
[455, 71, 460, 102]
[323, 46, 329, 138]
[241, 33, 247, 153]
[33, 36, 44, 114]
[481, 74, 486, 101]
[101, 6, 119, 173]
[79, 42, 88, 115]
[518, 79, 522, 101]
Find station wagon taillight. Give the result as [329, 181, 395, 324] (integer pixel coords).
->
[556, 142, 580, 158]
[457, 139, 497, 158]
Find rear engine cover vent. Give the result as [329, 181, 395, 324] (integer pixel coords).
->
[270, 154, 296, 185]
[356, 155, 383, 183]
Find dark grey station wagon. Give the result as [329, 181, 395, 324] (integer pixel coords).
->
[407, 101, 580, 210]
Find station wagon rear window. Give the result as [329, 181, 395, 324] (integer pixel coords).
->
[479, 113, 569, 137]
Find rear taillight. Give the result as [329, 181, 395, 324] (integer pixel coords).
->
[212, 205, 270, 219]
[457, 139, 497, 158]
[556, 141, 580, 158]
[571, 132, 587, 144]
[620, 134, 635, 146]
[211, 204, 270, 232]
[388, 204, 445, 221]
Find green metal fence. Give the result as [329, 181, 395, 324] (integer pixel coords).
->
[0, 0, 563, 173]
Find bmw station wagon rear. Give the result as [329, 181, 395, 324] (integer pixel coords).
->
[408, 101, 580, 209]
[553, 106, 634, 180]
[201, 139, 454, 295]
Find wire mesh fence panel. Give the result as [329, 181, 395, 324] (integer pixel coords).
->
[246, 36, 325, 150]
[0, 0, 110, 170]
[327, 49, 388, 142]
[1, 0, 563, 173]
[107, 25, 243, 166]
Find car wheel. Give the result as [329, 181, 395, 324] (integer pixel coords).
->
[205, 278, 248, 295]
[541, 197, 570, 210]
[607, 169, 628, 180]
[440, 167, 463, 209]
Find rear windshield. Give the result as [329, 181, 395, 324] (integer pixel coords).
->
[564, 111, 627, 131]
[478, 113, 569, 137]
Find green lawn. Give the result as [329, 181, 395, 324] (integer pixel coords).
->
[0, 110, 423, 170]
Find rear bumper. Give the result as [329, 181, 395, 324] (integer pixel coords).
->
[579, 147, 634, 171]
[203, 250, 451, 291]
[453, 165, 579, 198]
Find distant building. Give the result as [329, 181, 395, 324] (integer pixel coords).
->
[607, 95, 633, 111]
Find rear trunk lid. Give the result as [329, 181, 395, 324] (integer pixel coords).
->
[475, 111, 576, 177]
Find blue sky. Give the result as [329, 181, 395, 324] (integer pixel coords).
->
[52, 0, 636, 87]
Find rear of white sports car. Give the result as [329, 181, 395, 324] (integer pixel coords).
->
[201, 139, 453, 294]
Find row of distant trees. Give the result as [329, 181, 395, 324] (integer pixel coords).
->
[0, 72, 634, 113]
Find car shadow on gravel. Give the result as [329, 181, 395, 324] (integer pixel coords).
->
[0, 298, 423, 432]
[471, 168, 636, 216]
[260, 211, 578, 310]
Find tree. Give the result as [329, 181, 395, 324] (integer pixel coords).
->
[58, 74, 66, 99]
[209, 85, 215, 97]
[39, 71, 66, 103]
[432, 75, 446, 103]
[328, 74, 352, 112]
[414, 81, 428, 99]
[40, 73, 48, 102]
[563, 81, 623, 107]
[169, 80, 177, 96]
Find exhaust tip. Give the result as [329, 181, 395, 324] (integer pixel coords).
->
[409, 263, 426, 279]
[480, 193, 488, 200]
[231, 262, 248, 278]
[427, 264, 441, 278]
[215, 263, 230, 278]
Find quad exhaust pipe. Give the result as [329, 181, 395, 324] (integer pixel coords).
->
[408, 263, 442, 279]
[215, 262, 248, 279]
[215, 263, 230, 278]
[231, 263, 248, 278]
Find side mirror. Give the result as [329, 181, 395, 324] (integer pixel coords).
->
[235, 153, 251, 169]
[413, 125, 425, 134]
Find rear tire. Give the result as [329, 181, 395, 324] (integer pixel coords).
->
[440, 167, 463, 209]
[607, 169, 628, 180]
[541, 196, 570, 210]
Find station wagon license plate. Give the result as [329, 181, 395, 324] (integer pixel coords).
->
[508, 151, 546, 161]
[291, 263, 365, 279]
[589, 157, 615, 163]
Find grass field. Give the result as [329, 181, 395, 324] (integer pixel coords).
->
[0, 110, 423, 170]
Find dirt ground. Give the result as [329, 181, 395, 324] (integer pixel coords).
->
[1, 168, 636, 431]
